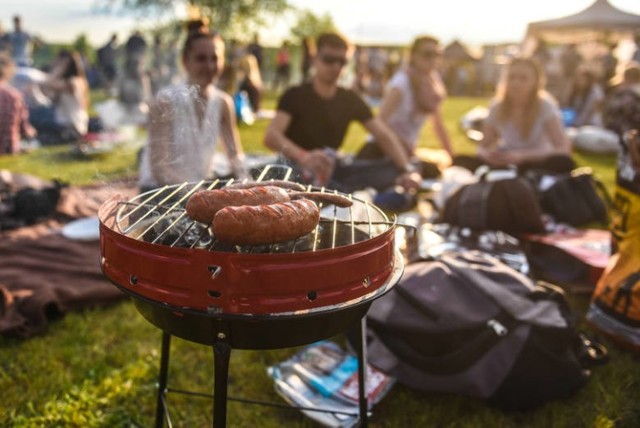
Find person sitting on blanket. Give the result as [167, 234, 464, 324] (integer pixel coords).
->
[39, 50, 90, 145]
[455, 57, 575, 174]
[561, 65, 605, 128]
[263, 31, 421, 193]
[0, 53, 37, 154]
[355, 35, 454, 178]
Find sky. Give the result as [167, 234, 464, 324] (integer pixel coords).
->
[1, 0, 640, 49]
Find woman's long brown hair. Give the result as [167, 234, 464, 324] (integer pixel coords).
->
[496, 57, 545, 140]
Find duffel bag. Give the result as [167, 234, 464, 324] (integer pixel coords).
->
[439, 172, 545, 235]
[364, 251, 605, 410]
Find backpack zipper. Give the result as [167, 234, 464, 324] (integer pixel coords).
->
[487, 319, 508, 336]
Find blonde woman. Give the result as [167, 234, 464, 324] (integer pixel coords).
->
[41, 49, 89, 142]
[237, 53, 263, 113]
[478, 57, 574, 173]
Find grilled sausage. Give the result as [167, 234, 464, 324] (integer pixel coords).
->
[290, 191, 353, 208]
[185, 186, 290, 224]
[212, 199, 320, 245]
[227, 180, 306, 191]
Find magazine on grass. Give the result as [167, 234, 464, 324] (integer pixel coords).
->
[267, 341, 395, 427]
[270, 365, 361, 428]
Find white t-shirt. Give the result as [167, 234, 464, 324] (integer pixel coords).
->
[384, 70, 429, 150]
[485, 95, 562, 152]
[53, 78, 88, 135]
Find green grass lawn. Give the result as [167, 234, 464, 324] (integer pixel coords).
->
[0, 93, 636, 427]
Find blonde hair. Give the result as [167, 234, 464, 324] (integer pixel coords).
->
[496, 57, 546, 140]
[239, 53, 263, 89]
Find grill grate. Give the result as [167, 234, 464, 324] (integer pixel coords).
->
[111, 179, 392, 254]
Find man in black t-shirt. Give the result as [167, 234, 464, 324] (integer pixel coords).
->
[277, 81, 372, 151]
[264, 32, 421, 192]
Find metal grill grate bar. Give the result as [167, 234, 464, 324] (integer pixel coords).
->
[113, 179, 391, 254]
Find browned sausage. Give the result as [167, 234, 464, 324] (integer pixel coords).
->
[290, 191, 353, 207]
[227, 180, 306, 191]
[212, 199, 320, 245]
[185, 186, 290, 224]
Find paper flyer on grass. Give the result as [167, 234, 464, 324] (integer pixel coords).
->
[267, 340, 395, 427]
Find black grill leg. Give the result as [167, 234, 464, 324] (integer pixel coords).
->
[356, 317, 369, 427]
[213, 339, 232, 428]
[155, 332, 171, 428]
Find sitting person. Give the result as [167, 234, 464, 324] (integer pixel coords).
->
[456, 57, 574, 174]
[237, 53, 263, 114]
[0, 53, 36, 154]
[263, 32, 421, 193]
[39, 49, 89, 145]
[561, 65, 604, 127]
[357, 35, 454, 176]
[603, 62, 640, 182]
[138, 31, 248, 193]
[117, 31, 152, 126]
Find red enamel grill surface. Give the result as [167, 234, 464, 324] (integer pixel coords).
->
[99, 180, 399, 315]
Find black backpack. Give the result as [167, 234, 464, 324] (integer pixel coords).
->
[363, 251, 605, 410]
[534, 167, 611, 227]
[439, 175, 546, 235]
[0, 180, 65, 230]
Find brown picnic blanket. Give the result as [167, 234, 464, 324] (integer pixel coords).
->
[0, 180, 137, 338]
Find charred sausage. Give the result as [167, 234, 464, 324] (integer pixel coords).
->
[185, 186, 290, 224]
[225, 181, 352, 207]
[212, 199, 320, 245]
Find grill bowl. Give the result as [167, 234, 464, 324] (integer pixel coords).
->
[100, 183, 397, 312]
[122, 250, 403, 348]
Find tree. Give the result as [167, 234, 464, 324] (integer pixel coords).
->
[289, 9, 337, 43]
[73, 35, 92, 60]
[102, 0, 290, 33]
[99, 0, 290, 32]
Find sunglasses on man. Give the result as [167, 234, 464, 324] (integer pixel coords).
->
[418, 50, 442, 60]
[320, 54, 348, 67]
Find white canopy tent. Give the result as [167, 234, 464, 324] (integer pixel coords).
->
[525, 0, 640, 43]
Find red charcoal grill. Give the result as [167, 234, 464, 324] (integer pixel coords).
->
[98, 178, 404, 427]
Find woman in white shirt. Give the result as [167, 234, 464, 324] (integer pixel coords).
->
[138, 31, 248, 192]
[41, 50, 89, 142]
[356, 36, 453, 176]
[478, 57, 574, 173]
